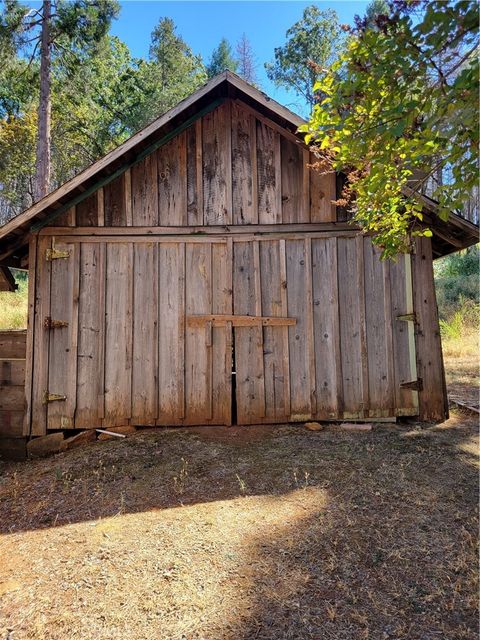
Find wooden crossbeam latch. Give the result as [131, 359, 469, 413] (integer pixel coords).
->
[43, 391, 67, 403]
[396, 312, 417, 323]
[187, 314, 296, 328]
[44, 316, 69, 329]
[400, 379, 423, 391]
[45, 247, 70, 261]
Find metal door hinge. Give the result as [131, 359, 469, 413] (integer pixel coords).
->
[44, 316, 69, 329]
[396, 313, 417, 323]
[43, 391, 67, 403]
[46, 248, 70, 261]
[400, 379, 423, 391]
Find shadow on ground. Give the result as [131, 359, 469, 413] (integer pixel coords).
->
[0, 415, 478, 639]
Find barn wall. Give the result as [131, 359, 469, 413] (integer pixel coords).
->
[25, 232, 440, 435]
[47, 100, 337, 229]
[0, 330, 27, 460]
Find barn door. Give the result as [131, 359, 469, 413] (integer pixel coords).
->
[44, 241, 79, 430]
[233, 239, 296, 425]
[183, 240, 233, 425]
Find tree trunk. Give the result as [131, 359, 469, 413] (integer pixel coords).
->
[35, 0, 52, 201]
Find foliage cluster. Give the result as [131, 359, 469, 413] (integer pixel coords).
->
[302, 0, 479, 257]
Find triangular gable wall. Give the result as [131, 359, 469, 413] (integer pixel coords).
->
[45, 100, 336, 230]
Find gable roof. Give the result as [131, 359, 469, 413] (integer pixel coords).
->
[0, 71, 303, 264]
[0, 70, 477, 266]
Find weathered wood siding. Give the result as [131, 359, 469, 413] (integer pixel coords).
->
[28, 234, 424, 434]
[0, 331, 26, 441]
[47, 100, 336, 229]
[33, 96, 446, 430]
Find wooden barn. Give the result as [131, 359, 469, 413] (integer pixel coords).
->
[0, 72, 478, 458]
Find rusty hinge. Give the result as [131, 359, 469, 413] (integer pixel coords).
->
[46, 248, 70, 261]
[44, 316, 69, 329]
[43, 391, 67, 404]
[396, 312, 417, 323]
[400, 378, 423, 391]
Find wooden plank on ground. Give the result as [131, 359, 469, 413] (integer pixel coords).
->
[104, 243, 133, 426]
[158, 133, 187, 225]
[132, 243, 158, 425]
[76, 242, 106, 428]
[312, 237, 341, 418]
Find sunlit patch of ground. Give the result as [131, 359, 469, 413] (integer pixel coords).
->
[0, 415, 478, 639]
[443, 332, 479, 411]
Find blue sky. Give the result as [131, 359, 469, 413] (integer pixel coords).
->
[110, 1, 370, 115]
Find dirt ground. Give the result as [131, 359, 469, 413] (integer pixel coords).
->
[0, 404, 478, 639]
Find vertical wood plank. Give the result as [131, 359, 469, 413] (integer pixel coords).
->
[131, 243, 158, 425]
[76, 193, 98, 226]
[412, 236, 448, 421]
[286, 239, 311, 418]
[97, 188, 104, 226]
[23, 236, 37, 435]
[363, 238, 392, 416]
[257, 120, 282, 224]
[104, 174, 126, 226]
[279, 238, 291, 417]
[304, 237, 316, 415]
[184, 242, 211, 423]
[131, 155, 158, 226]
[281, 137, 306, 223]
[310, 153, 336, 222]
[232, 102, 258, 224]
[76, 242, 105, 428]
[31, 236, 51, 435]
[312, 237, 342, 418]
[260, 240, 287, 419]
[187, 122, 203, 225]
[124, 168, 133, 226]
[211, 240, 232, 424]
[104, 243, 133, 426]
[233, 240, 266, 424]
[337, 236, 364, 416]
[203, 103, 230, 225]
[158, 133, 187, 225]
[47, 242, 79, 429]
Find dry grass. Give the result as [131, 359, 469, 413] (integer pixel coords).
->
[0, 416, 478, 639]
[442, 330, 479, 410]
[0, 279, 28, 330]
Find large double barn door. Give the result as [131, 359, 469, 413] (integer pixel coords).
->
[30, 233, 419, 435]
